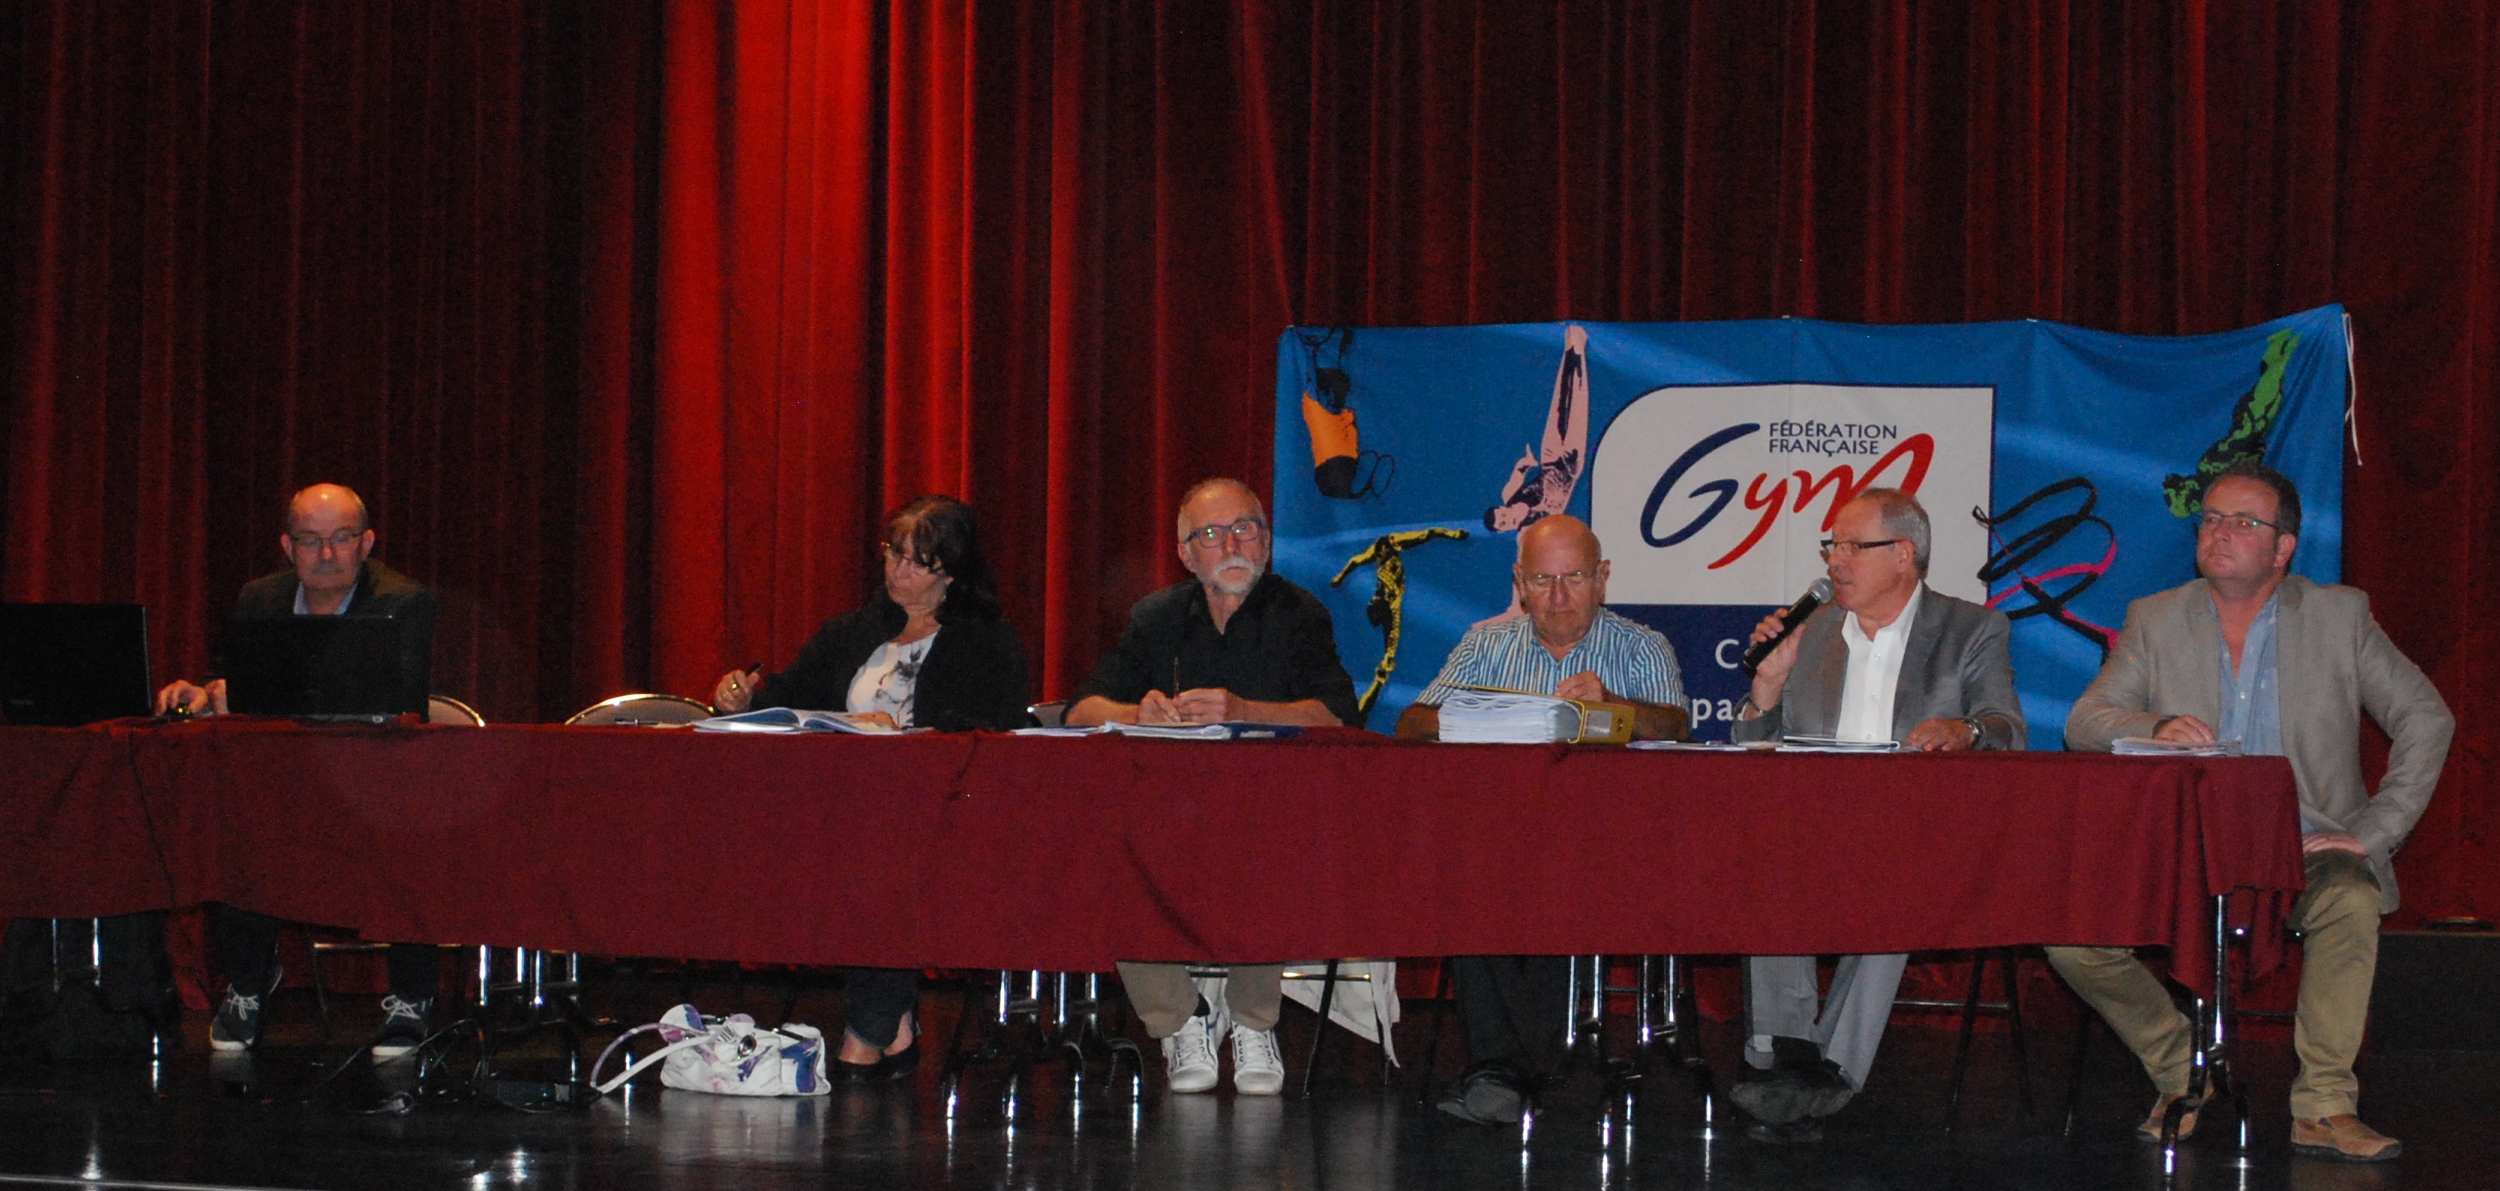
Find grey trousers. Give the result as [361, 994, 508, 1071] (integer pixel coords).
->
[2046, 849, 2381, 1119]
[1116, 962, 1282, 1039]
[1743, 952, 1909, 1091]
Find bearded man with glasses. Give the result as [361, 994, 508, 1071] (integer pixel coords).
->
[1724, 486, 2026, 1142]
[2048, 460, 2450, 1162]
[1396, 514, 1690, 1125]
[150, 483, 442, 1059]
[1067, 477, 1360, 1097]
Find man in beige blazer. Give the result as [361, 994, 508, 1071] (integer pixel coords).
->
[2051, 461, 2452, 1162]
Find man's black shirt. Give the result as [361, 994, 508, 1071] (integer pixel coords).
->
[1071, 572, 1361, 728]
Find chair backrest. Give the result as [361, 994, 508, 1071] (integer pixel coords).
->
[427, 694, 485, 726]
[565, 693, 713, 727]
[1027, 700, 1068, 728]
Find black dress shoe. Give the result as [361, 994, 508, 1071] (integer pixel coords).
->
[1733, 1036, 1856, 1124]
[1745, 1117, 1825, 1144]
[835, 1039, 921, 1083]
[1435, 1064, 1527, 1126]
[1730, 1071, 1817, 1124]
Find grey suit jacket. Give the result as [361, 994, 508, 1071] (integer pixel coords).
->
[2065, 575, 2452, 913]
[1730, 585, 2027, 751]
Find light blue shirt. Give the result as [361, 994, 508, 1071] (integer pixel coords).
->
[1416, 608, 1687, 710]
[2215, 592, 2282, 758]
[2217, 593, 2319, 830]
[292, 581, 356, 615]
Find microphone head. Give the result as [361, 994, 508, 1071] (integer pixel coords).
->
[1806, 578, 1834, 602]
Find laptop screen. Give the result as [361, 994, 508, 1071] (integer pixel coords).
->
[220, 615, 428, 720]
[0, 603, 152, 726]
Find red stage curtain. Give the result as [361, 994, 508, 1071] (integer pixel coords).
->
[3, 0, 2494, 923]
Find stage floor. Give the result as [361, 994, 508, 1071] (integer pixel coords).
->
[0, 969, 2491, 1191]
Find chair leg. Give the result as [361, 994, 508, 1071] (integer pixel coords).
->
[775, 965, 815, 1028]
[2062, 988, 2096, 1139]
[1635, 955, 1657, 1066]
[1414, 959, 1453, 1104]
[941, 971, 1000, 1089]
[1946, 954, 1987, 1126]
[308, 946, 335, 1040]
[2002, 950, 2035, 1117]
[1665, 956, 1717, 1119]
[1301, 959, 1342, 1099]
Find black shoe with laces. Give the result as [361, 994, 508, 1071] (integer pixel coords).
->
[208, 965, 281, 1053]
[371, 995, 432, 1059]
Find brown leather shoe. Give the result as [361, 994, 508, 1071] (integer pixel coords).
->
[2134, 1092, 2200, 1142]
[2291, 1115, 2402, 1162]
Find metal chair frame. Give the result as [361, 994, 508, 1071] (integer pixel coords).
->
[425, 694, 484, 726]
[1891, 948, 2037, 1125]
[1413, 955, 1714, 1147]
[563, 693, 713, 726]
[943, 969, 1142, 1119]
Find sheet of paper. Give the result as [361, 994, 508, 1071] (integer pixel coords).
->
[2112, 736, 2245, 757]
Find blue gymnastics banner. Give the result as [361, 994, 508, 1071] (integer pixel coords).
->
[1270, 306, 2350, 742]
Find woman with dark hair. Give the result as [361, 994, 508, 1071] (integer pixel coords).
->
[710, 493, 1029, 1080]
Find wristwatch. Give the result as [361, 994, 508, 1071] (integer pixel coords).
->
[1958, 717, 1985, 747]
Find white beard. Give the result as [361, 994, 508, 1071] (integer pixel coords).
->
[1206, 559, 1264, 598]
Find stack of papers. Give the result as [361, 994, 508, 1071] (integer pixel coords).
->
[690, 707, 912, 735]
[1777, 735, 1901, 753]
[1626, 740, 1753, 752]
[1437, 689, 1578, 744]
[2113, 737, 2244, 757]
[1104, 721, 1304, 741]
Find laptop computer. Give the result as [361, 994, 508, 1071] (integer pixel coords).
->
[220, 615, 428, 722]
[0, 603, 153, 726]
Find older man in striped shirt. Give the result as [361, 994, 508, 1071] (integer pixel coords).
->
[1397, 514, 1688, 1124]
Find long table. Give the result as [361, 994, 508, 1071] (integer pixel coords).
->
[0, 720, 2305, 995]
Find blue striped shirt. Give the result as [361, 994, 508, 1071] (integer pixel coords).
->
[1415, 608, 1688, 710]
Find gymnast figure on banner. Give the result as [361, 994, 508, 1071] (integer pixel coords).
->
[1483, 322, 1589, 534]
[1473, 324, 1591, 627]
[1298, 326, 1395, 500]
[1331, 526, 1469, 717]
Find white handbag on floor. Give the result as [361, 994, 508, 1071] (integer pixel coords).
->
[591, 1003, 830, 1097]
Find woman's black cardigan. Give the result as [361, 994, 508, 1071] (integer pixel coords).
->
[750, 600, 1030, 731]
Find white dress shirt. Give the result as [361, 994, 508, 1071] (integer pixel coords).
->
[1834, 583, 1923, 743]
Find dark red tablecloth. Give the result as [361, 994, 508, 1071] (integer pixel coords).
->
[0, 720, 2306, 993]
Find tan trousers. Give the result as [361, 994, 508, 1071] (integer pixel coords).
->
[2046, 849, 2381, 1119]
[1116, 962, 1282, 1039]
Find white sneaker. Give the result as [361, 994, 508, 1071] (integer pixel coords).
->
[1231, 1024, 1284, 1096]
[1162, 1014, 1220, 1093]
